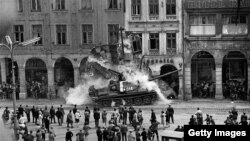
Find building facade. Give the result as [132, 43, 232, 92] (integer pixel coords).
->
[0, 0, 125, 99]
[183, 0, 250, 100]
[124, 0, 184, 99]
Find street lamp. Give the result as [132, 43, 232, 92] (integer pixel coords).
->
[0, 36, 40, 141]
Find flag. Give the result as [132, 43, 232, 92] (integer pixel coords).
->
[111, 100, 116, 107]
[122, 99, 126, 106]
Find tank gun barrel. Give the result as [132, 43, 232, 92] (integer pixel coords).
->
[148, 69, 182, 81]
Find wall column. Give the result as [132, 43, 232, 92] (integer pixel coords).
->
[247, 65, 250, 100]
[184, 63, 192, 100]
[0, 58, 6, 83]
[74, 67, 79, 87]
[215, 63, 223, 99]
[19, 67, 27, 99]
[178, 74, 184, 100]
[142, 33, 149, 55]
[47, 67, 54, 98]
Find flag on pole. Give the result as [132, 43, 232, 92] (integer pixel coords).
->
[122, 99, 126, 106]
[111, 100, 116, 107]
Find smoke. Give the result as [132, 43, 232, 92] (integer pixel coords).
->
[120, 63, 171, 104]
[0, 0, 17, 40]
[66, 74, 110, 105]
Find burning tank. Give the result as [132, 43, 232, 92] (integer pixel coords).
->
[87, 61, 180, 106]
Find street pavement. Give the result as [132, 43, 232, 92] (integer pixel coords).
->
[1, 99, 250, 141]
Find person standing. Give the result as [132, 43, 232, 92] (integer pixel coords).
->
[73, 105, 77, 122]
[76, 130, 85, 141]
[75, 110, 81, 125]
[56, 107, 63, 126]
[94, 109, 101, 128]
[240, 113, 248, 125]
[160, 110, 165, 127]
[36, 129, 43, 141]
[102, 109, 107, 126]
[150, 109, 156, 123]
[165, 110, 170, 128]
[25, 105, 31, 123]
[141, 128, 147, 141]
[84, 109, 90, 125]
[137, 109, 143, 128]
[96, 126, 103, 141]
[44, 117, 50, 132]
[120, 124, 128, 141]
[123, 107, 128, 125]
[48, 131, 56, 141]
[118, 105, 124, 123]
[103, 127, 109, 141]
[67, 110, 74, 128]
[50, 106, 56, 124]
[150, 121, 160, 141]
[18, 105, 24, 118]
[31, 106, 36, 123]
[27, 130, 35, 141]
[167, 105, 174, 123]
[59, 105, 65, 123]
[40, 125, 47, 141]
[65, 129, 74, 141]
[135, 129, 141, 141]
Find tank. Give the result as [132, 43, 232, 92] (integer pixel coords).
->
[86, 45, 181, 106]
[88, 63, 181, 106]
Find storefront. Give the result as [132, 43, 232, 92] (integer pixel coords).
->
[191, 51, 215, 98]
[25, 58, 48, 98]
[222, 51, 248, 100]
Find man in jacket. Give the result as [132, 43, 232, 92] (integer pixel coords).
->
[120, 124, 128, 141]
[56, 107, 63, 126]
[167, 105, 174, 123]
[50, 106, 56, 123]
[25, 105, 30, 123]
[65, 129, 74, 141]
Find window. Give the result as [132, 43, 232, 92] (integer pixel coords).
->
[131, 33, 142, 54]
[108, 0, 118, 9]
[32, 25, 42, 45]
[56, 25, 67, 45]
[81, 0, 92, 10]
[108, 24, 119, 44]
[149, 33, 159, 50]
[31, 0, 41, 12]
[166, 33, 176, 51]
[82, 24, 93, 44]
[222, 15, 248, 35]
[166, 0, 176, 15]
[53, 0, 66, 10]
[189, 15, 216, 35]
[17, 0, 23, 12]
[131, 0, 141, 15]
[149, 0, 159, 15]
[14, 25, 24, 42]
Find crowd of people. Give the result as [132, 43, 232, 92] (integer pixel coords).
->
[1, 104, 250, 141]
[1, 104, 177, 141]
[26, 81, 47, 99]
[0, 82, 20, 100]
[192, 81, 215, 98]
[223, 80, 247, 101]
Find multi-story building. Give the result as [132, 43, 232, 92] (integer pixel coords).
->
[124, 0, 184, 99]
[183, 0, 250, 100]
[0, 0, 124, 99]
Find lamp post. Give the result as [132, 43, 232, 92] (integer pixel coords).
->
[0, 36, 40, 141]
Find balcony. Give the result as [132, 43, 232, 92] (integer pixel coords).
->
[222, 24, 248, 35]
[166, 48, 177, 55]
[149, 49, 159, 55]
[166, 15, 177, 21]
[190, 25, 215, 36]
[149, 15, 159, 20]
[131, 15, 142, 21]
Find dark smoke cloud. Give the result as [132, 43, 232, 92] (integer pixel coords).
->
[0, 0, 17, 41]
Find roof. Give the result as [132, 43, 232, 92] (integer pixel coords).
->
[160, 130, 184, 139]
